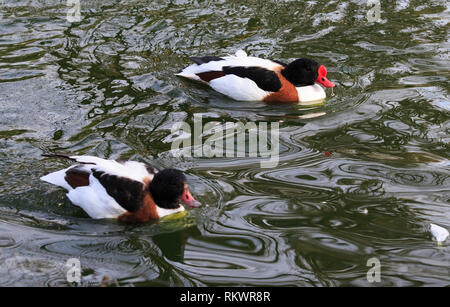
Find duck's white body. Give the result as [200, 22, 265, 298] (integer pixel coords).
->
[41, 155, 184, 219]
[177, 50, 327, 103]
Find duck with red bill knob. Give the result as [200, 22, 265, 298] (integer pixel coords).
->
[181, 187, 202, 208]
[315, 65, 335, 88]
[40, 154, 202, 223]
[177, 50, 336, 104]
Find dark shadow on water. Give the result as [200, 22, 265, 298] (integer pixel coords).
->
[153, 224, 202, 263]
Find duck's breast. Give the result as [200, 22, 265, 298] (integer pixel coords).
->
[296, 84, 326, 103]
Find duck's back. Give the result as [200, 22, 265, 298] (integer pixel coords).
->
[177, 50, 282, 82]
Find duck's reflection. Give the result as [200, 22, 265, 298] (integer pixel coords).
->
[153, 224, 201, 262]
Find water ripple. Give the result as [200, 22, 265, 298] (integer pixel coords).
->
[0, 0, 449, 286]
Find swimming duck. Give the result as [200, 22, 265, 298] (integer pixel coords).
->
[177, 50, 335, 103]
[40, 154, 201, 222]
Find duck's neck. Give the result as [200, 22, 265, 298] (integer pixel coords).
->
[280, 65, 315, 87]
[150, 195, 181, 210]
[118, 192, 159, 223]
[148, 184, 182, 210]
[156, 205, 185, 218]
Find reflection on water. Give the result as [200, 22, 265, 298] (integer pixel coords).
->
[0, 0, 449, 286]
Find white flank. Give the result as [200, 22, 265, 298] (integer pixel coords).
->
[66, 175, 127, 219]
[209, 74, 269, 101]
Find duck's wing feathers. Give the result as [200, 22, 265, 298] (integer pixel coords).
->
[270, 59, 287, 67]
[89, 168, 148, 213]
[66, 179, 128, 219]
[42, 154, 157, 185]
[221, 66, 282, 92]
[191, 66, 281, 92]
[177, 50, 282, 83]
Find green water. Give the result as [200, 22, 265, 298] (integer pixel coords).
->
[0, 0, 449, 286]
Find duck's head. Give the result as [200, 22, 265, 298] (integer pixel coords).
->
[281, 58, 335, 88]
[148, 169, 201, 209]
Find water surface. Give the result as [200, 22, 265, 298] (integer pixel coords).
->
[0, 0, 449, 286]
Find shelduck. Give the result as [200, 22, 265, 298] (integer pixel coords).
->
[40, 154, 201, 222]
[177, 50, 335, 103]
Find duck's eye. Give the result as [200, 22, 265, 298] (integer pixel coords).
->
[321, 77, 325, 81]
